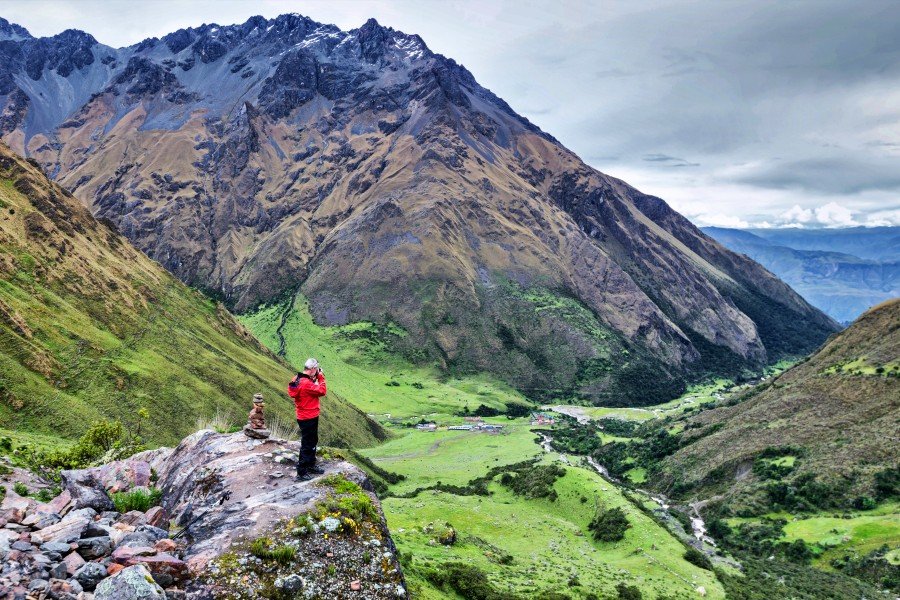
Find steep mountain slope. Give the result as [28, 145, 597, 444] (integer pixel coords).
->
[704, 227, 899, 323]
[656, 298, 899, 507]
[0, 15, 838, 404]
[0, 141, 385, 447]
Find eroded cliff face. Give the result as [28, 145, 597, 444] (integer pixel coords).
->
[0, 14, 838, 402]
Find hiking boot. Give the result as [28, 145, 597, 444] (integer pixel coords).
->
[309, 466, 325, 475]
[295, 472, 313, 482]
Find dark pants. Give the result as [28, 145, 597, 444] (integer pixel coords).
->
[297, 417, 319, 474]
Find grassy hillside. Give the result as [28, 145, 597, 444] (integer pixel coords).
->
[653, 298, 899, 509]
[0, 143, 384, 448]
[240, 295, 532, 419]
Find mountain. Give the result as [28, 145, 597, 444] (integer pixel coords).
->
[704, 227, 899, 324]
[656, 297, 899, 509]
[0, 15, 838, 405]
[0, 141, 385, 447]
[747, 227, 900, 262]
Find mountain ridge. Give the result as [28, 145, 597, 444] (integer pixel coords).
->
[0, 140, 385, 447]
[0, 13, 839, 403]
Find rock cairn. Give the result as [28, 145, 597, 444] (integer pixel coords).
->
[0, 458, 187, 600]
[242, 393, 271, 439]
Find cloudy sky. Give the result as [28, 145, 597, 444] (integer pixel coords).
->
[5, 0, 899, 228]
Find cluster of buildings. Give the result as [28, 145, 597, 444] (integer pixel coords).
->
[415, 420, 504, 433]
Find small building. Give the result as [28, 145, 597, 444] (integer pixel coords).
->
[481, 424, 504, 432]
[448, 425, 474, 431]
[530, 412, 555, 426]
[416, 423, 437, 431]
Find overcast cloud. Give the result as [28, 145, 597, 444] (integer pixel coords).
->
[3, 0, 899, 228]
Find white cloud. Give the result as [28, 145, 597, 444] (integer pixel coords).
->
[781, 205, 814, 223]
[692, 213, 751, 228]
[814, 202, 859, 227]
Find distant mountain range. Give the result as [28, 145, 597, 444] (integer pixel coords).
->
[703, 227, 900, 324]
[0, 15, 838, 404]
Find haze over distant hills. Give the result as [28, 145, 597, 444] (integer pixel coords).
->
[0, 14, 838, 404]
[704, 227, 900, 324]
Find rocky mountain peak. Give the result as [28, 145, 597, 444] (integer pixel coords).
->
[0, 17, 31, 41]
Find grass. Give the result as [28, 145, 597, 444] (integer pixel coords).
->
[353, 412, 724, 598]
[111, 487, 162, 513]
[385, 466, 724, 599]
[359, 418, 541, 495]
[241, 298, 530, 420]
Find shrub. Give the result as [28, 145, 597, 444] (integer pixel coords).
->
[111, 487, 162, 513]
[13, 482, 28, 496]
[588, 506, 630, 542]
[853, 496, 876, 510]
[424, 562, 516, 600]
[684, 546, 713, 570]
[874, 466, 899, 500]
[0, 437, 11, 452]
[498, 464, 565, 500]
[616, 582, 642, 600]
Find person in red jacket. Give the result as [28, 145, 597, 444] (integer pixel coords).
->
[288, 358, 327, 481]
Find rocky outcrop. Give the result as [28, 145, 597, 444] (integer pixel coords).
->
[0, 431, 406, 599]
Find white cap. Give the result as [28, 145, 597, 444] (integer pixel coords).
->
[304, 358, 319, 369]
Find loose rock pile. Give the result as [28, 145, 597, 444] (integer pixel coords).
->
[1, 431, 408, 599]
[0, 470, 188, 600]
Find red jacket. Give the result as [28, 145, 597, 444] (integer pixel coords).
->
[288, 371, 326, 420]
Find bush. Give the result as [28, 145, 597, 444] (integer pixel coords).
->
[111, 487, 162, 513]
[498, 464, 565, 500]
[588, 506, 630, 542]
[424, 562, 516, 600]
[874, 466, 899, 500]
[249, 537, 296, 565]
[13, 482, 28, 496]
[852, 496, 876, 510]
[0, 437, 11, 452]
[684, 546, 713, 570]
[616, 582, 642, 600]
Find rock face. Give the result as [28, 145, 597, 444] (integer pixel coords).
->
[0, 14, 839, 403]
[0, 430, 406, 598]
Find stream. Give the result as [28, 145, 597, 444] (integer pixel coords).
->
[538, 432, 717, 551]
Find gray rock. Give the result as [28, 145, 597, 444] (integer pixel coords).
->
[93, 564, 165, 600]
[134, 525, 167, 542]
[11, 540, 33, 551]
[275, 573, 304, 593]
[49, 561, 68, 579]
[60, 470, 114, 512]
[41, 542, 74, 555]
[74, 562, 107, 591]
[82, 522, 111, 539]
[28, 578, 49, 591]
[76, 536, 112, 559]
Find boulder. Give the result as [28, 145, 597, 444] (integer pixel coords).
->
[94, 460, 152, 493]
[153, 538, 176, 553]
[124, 552, 189, 587]
[116, 511, 147, 526]
[60, 469, 115, 512]
[62, 551, 86, 576]
[31, 508, 96, 544]
[111, 545, 156, 564]
[74, 561, 108, 591]
[76, 536, 112, 559]
[143, 506, 168, 529]
[93, 564, 166, 600]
